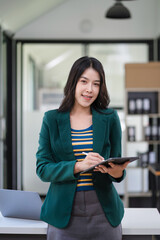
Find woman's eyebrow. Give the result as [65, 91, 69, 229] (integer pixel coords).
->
[80, 76, 88, 79]
[80, 76, 100, 82]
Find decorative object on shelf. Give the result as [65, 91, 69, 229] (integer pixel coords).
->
[144, 125, 151, 141]
[143, 98, 151, 114]
[136, 98, 143, 114]
[127, 91, 158, 115]
[128, 99, 136, 114]
[144, 117, 160, 142]
[148, 151, 156, 164]
[127, 126, 136, 142]
[151, 118, 158, 141]
[138, 149, 157, 167]
[139, 152, 148, 168]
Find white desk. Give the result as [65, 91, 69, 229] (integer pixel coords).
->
[122, 208, 160, 239]
[0, 212, 47, 240]
[0, 208, 160, 239]
[0, 212, 47, 235]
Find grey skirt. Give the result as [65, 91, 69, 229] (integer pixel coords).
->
[47, 190, 122, 240]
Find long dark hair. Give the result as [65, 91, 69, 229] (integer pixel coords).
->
[58, 56, 110, 112]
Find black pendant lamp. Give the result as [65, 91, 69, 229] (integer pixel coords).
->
[105, 0, 131, 19]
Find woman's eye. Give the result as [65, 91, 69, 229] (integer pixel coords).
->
[94, 83, 100, 86]
[81, 80, 87, 83]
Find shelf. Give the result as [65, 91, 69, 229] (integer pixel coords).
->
[124, 63, 160, 207]
[127, 141, 160, 144]
[127, 113, 160, 117]
[127, 166, 147, 169]
[126, 191, 152, 198]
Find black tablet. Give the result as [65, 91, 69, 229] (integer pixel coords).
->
[81, 156, 140, 173]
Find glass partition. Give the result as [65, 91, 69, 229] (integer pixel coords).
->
[22, 43, 84, 194]
[21, 42, 149, 195]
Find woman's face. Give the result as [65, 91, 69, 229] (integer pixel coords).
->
[74, 67, 100, 110]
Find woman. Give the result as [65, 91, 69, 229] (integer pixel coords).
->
[36, 56, 129, 240]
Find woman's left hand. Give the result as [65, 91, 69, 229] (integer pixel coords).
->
[94, 161, 129, 178]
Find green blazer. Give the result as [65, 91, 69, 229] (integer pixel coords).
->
[36, 108, 126, 228]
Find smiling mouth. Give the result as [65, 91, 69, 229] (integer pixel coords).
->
[82, 94, 92, 100]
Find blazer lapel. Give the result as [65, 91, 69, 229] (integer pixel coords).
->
[57, 109, 107, 158]
[92, 109, 107, 155]
[57, 111, 75, 158]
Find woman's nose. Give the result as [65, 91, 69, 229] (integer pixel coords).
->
[86, 84, 92, 92]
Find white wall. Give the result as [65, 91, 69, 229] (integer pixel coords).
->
[14, 0, 158, 40]
[156, 0, 160, 37]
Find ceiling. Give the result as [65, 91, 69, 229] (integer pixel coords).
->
[0, 0, 159, 40]
[0, 0, 67, 33]
[0, 0, 159, 71]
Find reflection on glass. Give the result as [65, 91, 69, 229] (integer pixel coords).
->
[23, 44, 84, 112]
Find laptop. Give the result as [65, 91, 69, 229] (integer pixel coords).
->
[0, 189, 42, 220]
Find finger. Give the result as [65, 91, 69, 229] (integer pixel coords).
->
[108, 162, 115, 168]
[95, 165, 108, 173]
[88, 152, 104, 161]
[90, 156, 104, 162]
[98, 165, 108, 170]
[86, 156, 104, 164]
[122, 161, 130, 169]
[94, 167, 105, 173]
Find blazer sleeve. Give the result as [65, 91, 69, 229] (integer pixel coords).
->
[36, 113, 78, 183]
[108, 110, 126, 183]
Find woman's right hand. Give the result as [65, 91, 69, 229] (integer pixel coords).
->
[74, 152, 104, 174]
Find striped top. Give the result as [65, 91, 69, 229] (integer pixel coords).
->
[71, 125, 94, 191]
